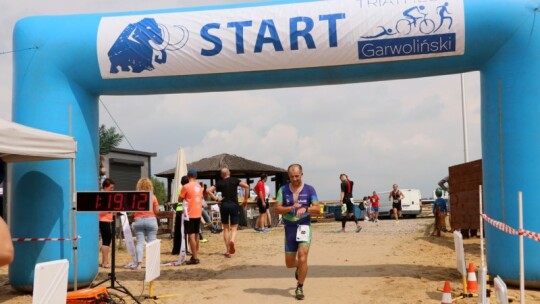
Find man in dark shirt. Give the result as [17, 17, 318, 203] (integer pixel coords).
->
[340, 174, 362, 233]
[206, 168, 249, 257]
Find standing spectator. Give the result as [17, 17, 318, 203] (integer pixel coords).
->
[339, 174, 362, 233]
[0, 216, 13, 267]
[133, 178, 160, 270]
[98, 178, 115, 268]
[237, 184, 249, 229]
[438, 176, 450, 214]
[389, 184, 404, 223]
[254, 174, 269, 232]
[264, 183, 272, 229]
[179, 169, 204, 265]
[199, 183, 210, 243]
[172, 176, 189, 255]
[274, 164, 320, 300]
[363, 196, 371, 221]
[432, 188, 448, 237]
[369, 191, 380, 223]
[206, 168, 249, 258]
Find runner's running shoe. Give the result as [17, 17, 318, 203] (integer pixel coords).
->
[295, 286, 304, 300]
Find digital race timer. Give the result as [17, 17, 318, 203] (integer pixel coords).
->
[76, 191, 152, 212]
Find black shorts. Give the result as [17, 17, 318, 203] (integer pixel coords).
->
[392, 202, 402, 211]
[99, 221, 113, 246]
[257, 198, 268, 214]
[185, 218, 201, 234]
[220, 201, 240, 225]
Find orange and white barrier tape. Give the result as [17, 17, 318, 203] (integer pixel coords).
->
[482, 214, 540, 242]
[12, 236, 81, 242]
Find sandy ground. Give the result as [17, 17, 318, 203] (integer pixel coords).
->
[1, 217, 540, 303]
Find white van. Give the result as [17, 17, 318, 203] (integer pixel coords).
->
[374, 189, 423, 218]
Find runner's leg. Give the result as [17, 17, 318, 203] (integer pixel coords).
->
[223, 223, 230, 252]
[189, 233, 198, 259]
[230, 224, 238, 246]
[296, 246, 309, 285]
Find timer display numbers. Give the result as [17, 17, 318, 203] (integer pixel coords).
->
[76, 191, 152, 212]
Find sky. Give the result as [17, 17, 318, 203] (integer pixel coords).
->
[0, 0, 482, 201]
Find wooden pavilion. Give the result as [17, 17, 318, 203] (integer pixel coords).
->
[155, 153, 288, 202]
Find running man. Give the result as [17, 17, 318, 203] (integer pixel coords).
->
[403, 5, 426, 27]
[275, 164, 320, 300]
[435, 2, 452, 32]
[389, 184, 405, 223]
[206, 168, 249, 258]
[339, 174, 362, 233]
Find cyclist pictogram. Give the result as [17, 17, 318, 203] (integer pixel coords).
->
[361, 3, 454, 39]
[396, 6, 436, 35]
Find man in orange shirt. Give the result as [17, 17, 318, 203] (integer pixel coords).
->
[179, 169, 203, 265]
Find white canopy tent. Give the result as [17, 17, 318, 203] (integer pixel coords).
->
[0, 118, 79, 287]
[0, 118, 76, 162]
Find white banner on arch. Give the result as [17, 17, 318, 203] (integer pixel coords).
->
[97, 0, 464, 79]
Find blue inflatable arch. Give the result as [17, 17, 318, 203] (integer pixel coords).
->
[10, 0, 540, 289]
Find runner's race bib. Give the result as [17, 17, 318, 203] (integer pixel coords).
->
[296, 225, 310, 242]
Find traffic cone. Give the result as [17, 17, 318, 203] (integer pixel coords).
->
[441, 281, 452, 304]
[467, 262, 478, 293]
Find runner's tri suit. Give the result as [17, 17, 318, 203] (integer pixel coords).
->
[391, 190, 402, 211]
[341, 179, 354, 213]
[277, 183, 318, 254]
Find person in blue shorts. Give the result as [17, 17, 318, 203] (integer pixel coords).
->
[275, 164, 320, 300]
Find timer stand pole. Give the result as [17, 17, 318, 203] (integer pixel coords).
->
[93, 214, 141, 304]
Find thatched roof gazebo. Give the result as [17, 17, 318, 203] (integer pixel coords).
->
[155, 153, 288, 202]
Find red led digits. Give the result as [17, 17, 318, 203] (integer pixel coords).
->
[131, 193, 137, 209]
[137, 193, 148, 210]
[77, 191, 151, 212]
[95, 194, 102, 209]
[113, 193, 123, 210]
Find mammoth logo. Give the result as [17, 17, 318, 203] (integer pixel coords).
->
[108, 18, 189, 74]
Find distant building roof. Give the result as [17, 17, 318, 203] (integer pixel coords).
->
[155, 153, 286, 180]
[111, 147, 157, 157]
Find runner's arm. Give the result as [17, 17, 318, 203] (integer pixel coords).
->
[152, 195, 160, 215]
[205, 185, 221, 202]
[239, 181, 249, 205]
[275, 202, 296, 215]
[306, 202, 321, 215]
[274, 188, 300, 215]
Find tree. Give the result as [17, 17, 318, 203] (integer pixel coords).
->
[98, 125, 123, 185]
[99, 124, 123, 155]
[151, 177, 167, 205]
